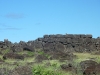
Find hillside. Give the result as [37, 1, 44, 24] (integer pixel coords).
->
[0, 33, 100, 75]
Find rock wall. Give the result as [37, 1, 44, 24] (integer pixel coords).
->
[0, 34, 100, 53]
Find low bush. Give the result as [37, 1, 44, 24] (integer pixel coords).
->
[32, 65, 67, 75]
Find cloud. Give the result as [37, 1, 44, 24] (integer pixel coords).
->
[0, 28, 21, 30]
[5, 13, 24, 19]
[0, 23, 11, 27]
[0, 23, 21, 30]
[5, 28, 21, 30]
[35, 23, 41, 25]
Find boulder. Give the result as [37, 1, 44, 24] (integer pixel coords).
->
[86, 34, 92, 38]
[54, 43, 65, 51]
[43, 35, 49, 38]
[34, 41, 43, 49]
[80, 60, 98, 71]
[43, 43, 54, 51]
[47, 38, 54, 43]
[35, 55, 48, 63]
[49, 35, 56, 38]
[11, 45, 23, 52]
[3, 53, 24, 60]
[66, 38, 72, 44]
[65, 34, 74, 38]
[73, 35, 81, 38]
[80, 34, 87, 38]
[83, 65, 96, 75]
[42, 38, 49, 43]
[95, 64, 100, 74]
[83, 64, 100, 75]
[38, 38, 43, 41]
[60, 63, 77, 74]
[55, 34, 64, 38]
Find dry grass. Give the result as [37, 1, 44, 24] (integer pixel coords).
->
[1, 50, 100, 75]
[73, 52, 100, 64]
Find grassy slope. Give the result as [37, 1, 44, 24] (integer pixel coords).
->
[0, 48, 100, 75]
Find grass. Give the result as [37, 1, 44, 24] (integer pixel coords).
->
[32, 63, 72, 75]
[2, 48, 10, 55]
[1, 50, 100, 75]
[0, 63, 17, 70]
[73, 52, 100, 64]
[0, 55, 3, 59]
[17, 51, 35, 57]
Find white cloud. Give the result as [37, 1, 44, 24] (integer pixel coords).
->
[5, 13, 24, 19]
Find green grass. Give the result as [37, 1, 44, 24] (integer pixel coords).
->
[32, 64, 71, 75]
[0, 63, 17, 70]
[17, 51, 35, 56]
[1, 50, 100, 75]
[27, 51, 34, 56]
[2, 48, 10, 55]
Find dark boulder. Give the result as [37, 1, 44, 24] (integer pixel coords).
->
[60, 63, 77, 74]
[43, 42, 54, 52]
[83, 64, 100, 75]
[65, 34, 74, 38]
[80, 60, 98, 72]
[83, 65, 96, 75]
[3, 53, 24, 60]
[23, 46, 34, 52]
[80, 60, 98, 75]
[55, 34, 64, 38]
[10, 45, 23, 52]
[86, 34, 92, 38]
[34, 41, 43, 49]
[54, 43, 65, 51]
[43, 35, 49, 38]
[35, 55, 48, 63]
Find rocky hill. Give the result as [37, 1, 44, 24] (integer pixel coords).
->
[0, 34, 100, 53]
[0, 33, 100, 75]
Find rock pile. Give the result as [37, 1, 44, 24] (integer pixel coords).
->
[0, 34, 100, 53]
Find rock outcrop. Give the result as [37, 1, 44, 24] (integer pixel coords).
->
[0, 34, 100, 53]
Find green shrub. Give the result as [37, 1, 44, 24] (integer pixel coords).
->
[3, 49, 10, 55]
[32, 65, 64, 75]
[37, 51, 45, 55]
[27, 51, 34, 57]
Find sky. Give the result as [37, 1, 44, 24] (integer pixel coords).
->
[0, 0, 100, 42]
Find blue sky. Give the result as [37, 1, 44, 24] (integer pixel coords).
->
[0, 0, 100, 42]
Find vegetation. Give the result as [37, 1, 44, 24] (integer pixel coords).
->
[2, 48, 10, 55]
[73, 52, 100, 63]
[0, 48, 100, 75]
[32, 63, 71, 75]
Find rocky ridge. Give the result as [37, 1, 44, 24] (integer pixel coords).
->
[0, 34, 100, 53]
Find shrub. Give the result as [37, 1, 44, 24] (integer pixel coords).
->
[27, 51, 34, 57]
[32, 65, 63, 75]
